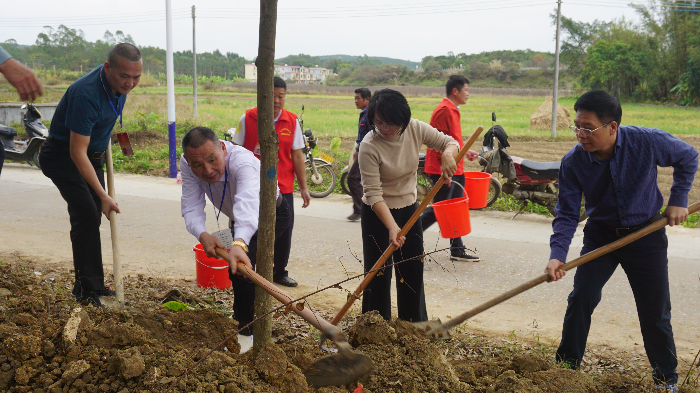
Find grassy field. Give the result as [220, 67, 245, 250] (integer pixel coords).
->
[3, 86, 698, 226]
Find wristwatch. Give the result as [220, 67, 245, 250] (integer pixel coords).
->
[231, 240, 249, 253]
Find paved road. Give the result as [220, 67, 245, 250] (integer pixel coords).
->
[2, 163, 699, 362]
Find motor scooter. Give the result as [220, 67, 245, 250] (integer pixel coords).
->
[0, 103, 48, 169]
[479, 112, 586, 221]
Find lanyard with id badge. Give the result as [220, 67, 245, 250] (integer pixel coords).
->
[209, 168, 233, 251]
[99, 69, 134, 156]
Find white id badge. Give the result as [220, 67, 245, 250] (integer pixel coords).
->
[212, 229, 233, 251]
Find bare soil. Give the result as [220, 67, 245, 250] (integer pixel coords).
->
[2, 252, 697, 393]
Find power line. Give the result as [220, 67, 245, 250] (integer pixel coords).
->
[2, 0, 697, 29]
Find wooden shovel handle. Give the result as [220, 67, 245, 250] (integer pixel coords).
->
[214, 248, 337, 336]
[440, 201, 700, 331]
[331, 126, 484, 326]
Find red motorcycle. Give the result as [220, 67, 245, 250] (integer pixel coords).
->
[479, 114, 586, 221]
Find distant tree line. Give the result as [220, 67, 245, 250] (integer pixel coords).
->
[276, 50, 561, 87]
[2, 25, 247, 81]
[557, 0, 700, 105]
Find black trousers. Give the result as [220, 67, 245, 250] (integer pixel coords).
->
[0, 139, 5, 175]
[348, 158, 363, 215]
[361, 202, 428, 322]
[556, 220, 677, 384]
[230, 197, 291, 335]
[419, 174, 466, 251]
[272, 192, 294, 280]
[39, 137, 107, 296]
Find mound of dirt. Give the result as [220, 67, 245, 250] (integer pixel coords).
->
[0, 254, 693, 392]
[529, 97, 572, 131]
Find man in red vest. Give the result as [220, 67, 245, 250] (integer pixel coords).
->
[420, 75, 480, 262]
[232, 77, 310, 287]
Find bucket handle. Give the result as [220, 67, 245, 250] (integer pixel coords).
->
[446, 180, 467, 200]
[196, 257, 230, 270]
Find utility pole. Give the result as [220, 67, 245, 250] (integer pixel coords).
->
[166, 0, 177, 178]
[551, 0, 562, 138]
[192, 5, 198, 118]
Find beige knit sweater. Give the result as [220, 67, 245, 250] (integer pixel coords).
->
[359, 118, 460, 209]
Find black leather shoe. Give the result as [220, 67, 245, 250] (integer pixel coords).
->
[274, 276, 298, 287]
[96, 288, 116, 296]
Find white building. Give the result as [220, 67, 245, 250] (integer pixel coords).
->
[245, 63, 334, 84]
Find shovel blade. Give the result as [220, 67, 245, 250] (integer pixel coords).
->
[304, 351, 374, 388]
[412, 319, 452, 340]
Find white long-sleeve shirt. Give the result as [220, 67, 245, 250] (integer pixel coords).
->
[180, 141, 276, 245]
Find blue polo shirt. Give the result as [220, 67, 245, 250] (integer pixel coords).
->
[48, 65, 127, 151]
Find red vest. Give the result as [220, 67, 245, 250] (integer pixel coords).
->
[424, 98, 465, 176]
[243, 108, 298, 194]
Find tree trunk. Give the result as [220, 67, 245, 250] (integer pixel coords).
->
[253, 0, 278, 355]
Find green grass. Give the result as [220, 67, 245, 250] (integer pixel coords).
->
[127, 90, 700, 139]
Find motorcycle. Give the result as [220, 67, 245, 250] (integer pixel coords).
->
[340, 152, 432, 204]
[479, 112, 586, 221]
[299, 105, 336, 198]
[0, 103, 49, 169]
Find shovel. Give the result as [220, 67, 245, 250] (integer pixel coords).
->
[101, 143, 125, 310]
[214, 248, 373, 388]
[414, 201, 700, 339]
[331, 126, 484, 326]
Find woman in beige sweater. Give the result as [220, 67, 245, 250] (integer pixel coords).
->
[358, 88, 460, 322]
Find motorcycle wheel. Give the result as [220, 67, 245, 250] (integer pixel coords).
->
[306, 159, 336, 198]
[485, 177, 502, 208]
[340, 170, 350, 195]
[32, 147, 42, 170]
[416, 171, 432, 206]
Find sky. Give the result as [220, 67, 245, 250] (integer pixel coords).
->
[1, 0, 643, 63]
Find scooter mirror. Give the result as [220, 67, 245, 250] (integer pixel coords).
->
[492, 112, 496, 122]
[302, 104, 305, 111]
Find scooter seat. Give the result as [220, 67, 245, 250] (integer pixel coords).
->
[0, 124, 18, 137]
[520, 159, 560, 180]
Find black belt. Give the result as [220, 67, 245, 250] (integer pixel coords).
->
[612, 211, 663, 237]
[47, 136, 105, 160]
[276, 193, 284, 207]
[88, 150, 106, 160]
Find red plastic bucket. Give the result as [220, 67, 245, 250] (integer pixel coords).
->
[193, 244, 232, 289]
[432, 184, 471, 238]
[464, 172, 492, 209]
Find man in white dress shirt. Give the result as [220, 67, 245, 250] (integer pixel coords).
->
[180, 126, 290, 352]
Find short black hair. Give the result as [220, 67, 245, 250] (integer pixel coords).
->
[574, 90, 622, 125]
[108, 43, 141, 65]
[354, 87, 371, 100]
[445, 75, 470, 97]
[274, 76, 286, 90]
[366, 88, 411, 134]
[182, 127, 220, 153]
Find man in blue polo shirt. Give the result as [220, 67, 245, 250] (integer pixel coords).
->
[40, 43, 142, 306]
[545, 90, 698, 391]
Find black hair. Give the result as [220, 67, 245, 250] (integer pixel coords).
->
[182, 127, 220, 153]
[274, 76, 286, 90]
[366, 88, 411, 134]
[573, 90, 622, 125]
[445, 75, 470, 97]
[354, 87, 371, 100]
[107, 43, 141, 65]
